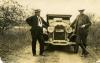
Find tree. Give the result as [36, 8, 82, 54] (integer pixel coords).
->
[87, 13, 100, 49]
[87, 13, 96, 24]
[0, 0, 25, 34]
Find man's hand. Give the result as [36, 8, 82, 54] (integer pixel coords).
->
[43, 28, 47, 34]
[81, 25, 85, 28]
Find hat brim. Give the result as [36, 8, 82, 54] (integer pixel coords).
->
[35, 9, 41, 13]
[35, 11, 40, 13]
[78, 9, 85, 11]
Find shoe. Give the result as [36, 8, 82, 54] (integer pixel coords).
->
[85, 51, 89, 55]
[40, 54, 45, 56]
[33, 53, 36, 56]
[83, 51, 89, 57]
[80, 54, 84, 57]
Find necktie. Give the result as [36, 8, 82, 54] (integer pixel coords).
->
[38, 16, 42, 27]
[39, 17, 42, 24]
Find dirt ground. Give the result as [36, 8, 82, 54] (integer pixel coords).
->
[0, 30, 99, 63]
[1, 43, 97, 63]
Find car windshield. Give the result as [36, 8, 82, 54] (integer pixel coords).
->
[48, 17, 70, 20]
[47, 14, 72, 22]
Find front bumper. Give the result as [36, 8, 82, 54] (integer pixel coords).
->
[45, 40, 76, 46]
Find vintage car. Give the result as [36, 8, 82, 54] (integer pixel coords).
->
[44, 14, 78, 53]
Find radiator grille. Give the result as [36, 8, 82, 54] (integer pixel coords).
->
[54, 32, 65, 40]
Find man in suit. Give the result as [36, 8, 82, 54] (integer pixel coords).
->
[71, 9, 91, 56]
[26, 9, 49, 56]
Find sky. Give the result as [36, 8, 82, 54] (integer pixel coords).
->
[0, 0, 100, 21]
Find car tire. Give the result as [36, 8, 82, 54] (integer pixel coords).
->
[73, 45, 79, 53]
[44, 44, 52, 50]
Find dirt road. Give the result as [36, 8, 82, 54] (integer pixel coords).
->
[0, 29, 98, 63]
[4, 43, 87, 63]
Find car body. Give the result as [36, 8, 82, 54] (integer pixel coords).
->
[44, 14, 76, 46]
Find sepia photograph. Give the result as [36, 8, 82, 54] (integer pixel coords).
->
[0, 0, 100, 63]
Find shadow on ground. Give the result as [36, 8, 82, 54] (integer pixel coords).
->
[45, 45, 76, 54]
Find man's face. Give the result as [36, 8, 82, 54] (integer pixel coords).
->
[35, 12, 40, 16]
[79, 11, 84, 14]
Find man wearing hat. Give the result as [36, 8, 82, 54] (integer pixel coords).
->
[71, 9, 91, 56]
[26, 9, 49, 56]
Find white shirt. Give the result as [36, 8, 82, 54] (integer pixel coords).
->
[0, 57, 3, 63]
[37, 16, 42, 27]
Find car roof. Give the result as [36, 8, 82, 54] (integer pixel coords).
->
[46, 14, 72, 18]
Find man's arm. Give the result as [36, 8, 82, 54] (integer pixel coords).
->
[26, 16, 33, 26]
[70, 15, 79, 29]
[84, 16, 91, 28]
[41, 17, 49, 28]
[70, 19, 77, 29]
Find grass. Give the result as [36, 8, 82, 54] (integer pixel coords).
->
[0, 24, 100, 62]
[0, 28, 31, 60]
[87, 22, 100, 58]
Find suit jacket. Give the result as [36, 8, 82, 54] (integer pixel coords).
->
[71, 14, 91, 34]
[26, 15, 49, 31]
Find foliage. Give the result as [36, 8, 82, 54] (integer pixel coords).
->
[87, 13, 100, 49]
[0, 0, 25, 33]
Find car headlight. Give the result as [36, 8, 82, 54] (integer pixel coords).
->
[49, 38, 53, 41]
[66, 27, 73, 33]
[48, 27, 55, 33]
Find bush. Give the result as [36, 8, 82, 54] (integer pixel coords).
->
[0, 0, 25, 34]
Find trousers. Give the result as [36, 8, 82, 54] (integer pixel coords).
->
[31, 28, 44, 55]
[76, 31, 88, 54]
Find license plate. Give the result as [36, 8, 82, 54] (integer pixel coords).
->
[55, 29, 64, 32]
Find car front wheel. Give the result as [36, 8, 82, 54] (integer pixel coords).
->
[73, 45, 79, 53]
